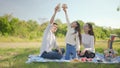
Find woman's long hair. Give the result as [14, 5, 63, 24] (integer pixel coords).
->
[86, 23, 95, 43]
[74, 21, 81, 44]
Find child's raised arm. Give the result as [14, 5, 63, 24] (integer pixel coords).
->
[62, 4, 70, 25]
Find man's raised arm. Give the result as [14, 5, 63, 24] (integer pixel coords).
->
[50, 4, 60, 24]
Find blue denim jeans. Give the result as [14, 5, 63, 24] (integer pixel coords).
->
[65, 43, 77, 60]
[41, 48, 65, 59]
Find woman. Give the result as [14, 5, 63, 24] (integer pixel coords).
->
[63, 4, 81, 60]
[78, 23, 95, 58]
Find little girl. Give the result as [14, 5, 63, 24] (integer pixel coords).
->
[63, 4, 81, 60]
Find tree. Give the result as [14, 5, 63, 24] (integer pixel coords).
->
[0, 14, 119, 40]
[0, 14, 12, 35]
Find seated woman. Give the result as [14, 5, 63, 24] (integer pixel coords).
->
[78, 23, 95, 58]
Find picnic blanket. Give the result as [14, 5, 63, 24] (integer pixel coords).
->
[26, 53, 120, 64]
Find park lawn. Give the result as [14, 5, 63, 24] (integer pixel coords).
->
[0, 41, 120, 68]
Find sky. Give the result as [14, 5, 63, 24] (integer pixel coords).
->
[0, 0, 120, 28]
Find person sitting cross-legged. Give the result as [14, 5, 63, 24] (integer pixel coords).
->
[39, 4, 65, 59]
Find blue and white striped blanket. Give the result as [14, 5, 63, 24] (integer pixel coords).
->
[26, 53, 120, 64]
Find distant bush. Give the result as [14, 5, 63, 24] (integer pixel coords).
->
[0, 14, 120, 40]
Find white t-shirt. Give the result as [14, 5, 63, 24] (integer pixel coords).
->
[82, 34, 95, 53]
[40, 23, 58, 56]
[65, 22, 80, 51]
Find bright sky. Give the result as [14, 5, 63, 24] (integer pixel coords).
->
[0, 0, 120, 28]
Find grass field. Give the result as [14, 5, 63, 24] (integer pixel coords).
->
[0, 40, 120, 68]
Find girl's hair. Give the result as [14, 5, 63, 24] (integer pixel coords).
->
[74, 21, 81, 44]
[86, 23, 95, 43]
[53, 23, 58, 25]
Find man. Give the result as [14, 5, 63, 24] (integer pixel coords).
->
[40, 4, 64, 59]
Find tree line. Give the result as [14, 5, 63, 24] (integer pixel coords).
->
[0, 14, 120, 40]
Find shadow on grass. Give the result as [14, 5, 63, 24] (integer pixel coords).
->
[27, 62, 120, 68]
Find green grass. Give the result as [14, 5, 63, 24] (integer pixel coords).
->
[0, 40, 120, 68]
[0, 36, 65, 42]
[0, 36, 42, 42]
[0, 48, 120, 68]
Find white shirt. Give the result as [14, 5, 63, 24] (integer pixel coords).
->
[40, 23, 58, 56]
[82, 34, 95, 53]
[65, 22, 80, 51]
